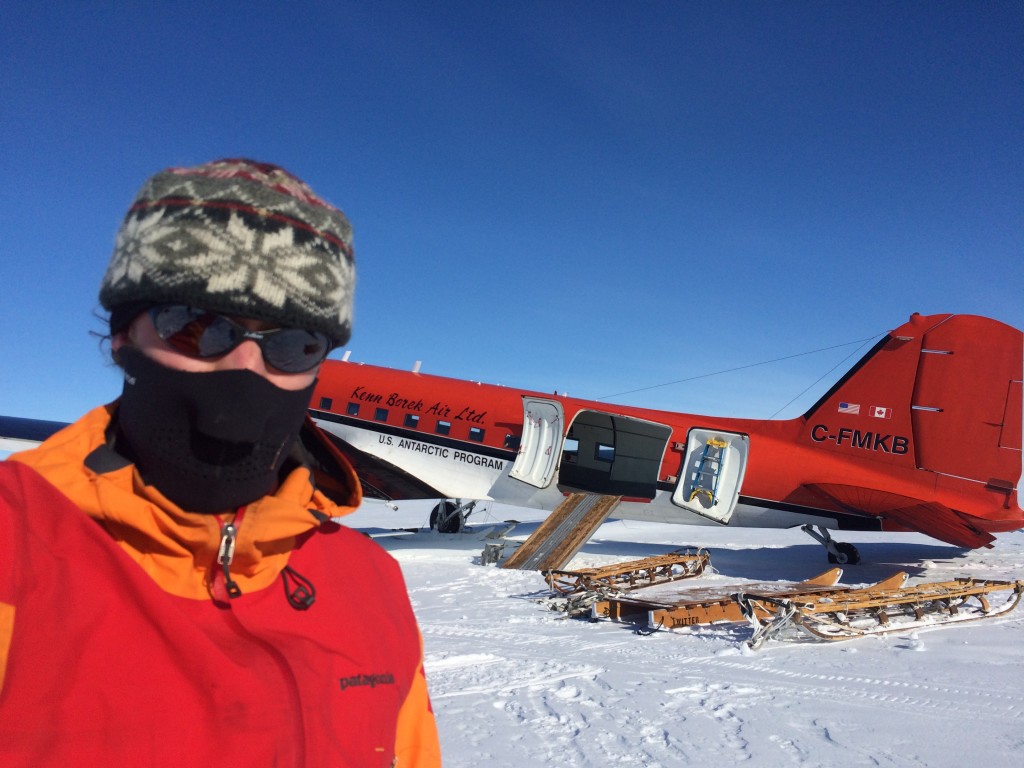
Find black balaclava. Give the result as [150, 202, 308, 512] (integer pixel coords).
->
[114, 347, 316, 513]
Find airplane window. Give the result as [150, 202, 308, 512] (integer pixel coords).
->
[404, 414, 420, 429]
[504, 434, 521, 451]
[562, 437, 579, 463]
[435, 420, 451, 436]
[469, 427, 485, 442]
[318, 397, 333, 411]
[595, 443, 615, 463]
[346, 402, 359, 416]
[374, 408, 389, 422]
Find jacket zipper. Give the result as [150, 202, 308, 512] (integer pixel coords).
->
[214, 509, 246, 601]
[210, 507, 307, 764]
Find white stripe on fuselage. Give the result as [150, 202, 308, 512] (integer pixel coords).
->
[315, 419, 512, 501]
[317, 419, 856, 532]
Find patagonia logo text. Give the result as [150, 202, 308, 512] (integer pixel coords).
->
[339, 673, 396, 692]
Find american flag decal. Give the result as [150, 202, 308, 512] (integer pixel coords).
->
[838, 402, 860, 415]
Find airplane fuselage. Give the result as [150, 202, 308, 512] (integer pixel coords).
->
[310, 331, 1022, 546]
[1, 314, 1020, 550]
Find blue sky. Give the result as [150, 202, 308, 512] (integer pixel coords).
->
[2, 1, 1021, 424]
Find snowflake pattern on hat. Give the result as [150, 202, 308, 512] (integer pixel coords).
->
[100, 159, 355, 344]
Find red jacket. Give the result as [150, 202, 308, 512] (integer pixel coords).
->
[0, 406, 440, 766]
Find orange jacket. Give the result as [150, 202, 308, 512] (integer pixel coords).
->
[2, 405, 441, 766]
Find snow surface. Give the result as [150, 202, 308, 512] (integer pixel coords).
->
[349, 500, 1024, 767]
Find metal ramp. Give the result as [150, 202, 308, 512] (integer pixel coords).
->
[501, 493, 621, 571]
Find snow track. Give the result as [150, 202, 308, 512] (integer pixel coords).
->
[358, 506, 1024, 766]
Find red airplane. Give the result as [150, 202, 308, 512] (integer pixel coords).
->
[306, 312, 1023, 564]
[2, 312, 1020, 565]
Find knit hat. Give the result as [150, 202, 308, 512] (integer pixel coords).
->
[99, 158, 355, 344]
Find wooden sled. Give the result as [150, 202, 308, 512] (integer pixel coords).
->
[546, 559, 1024, 647]
[542, 550, 711, 618]
[740, 575, 1024, 648]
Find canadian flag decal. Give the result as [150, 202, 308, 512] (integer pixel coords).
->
[871, 406, 893, 419]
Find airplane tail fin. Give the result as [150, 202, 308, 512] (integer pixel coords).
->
[801, 313, 1022, 498]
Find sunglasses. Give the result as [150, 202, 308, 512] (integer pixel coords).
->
[149, 305, 334, 373]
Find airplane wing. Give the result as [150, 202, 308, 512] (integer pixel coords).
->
[0, 416, 67, 454]
[301, 419, 444, 503]
[804, 482, 996, 549]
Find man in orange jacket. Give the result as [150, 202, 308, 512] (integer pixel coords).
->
[0, 159, 441, 766]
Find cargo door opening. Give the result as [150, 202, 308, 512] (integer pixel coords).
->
[557, 410, 671, 499]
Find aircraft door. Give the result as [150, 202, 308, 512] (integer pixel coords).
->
[671, 428, 749, 524]
[510, 397, 565, 489]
